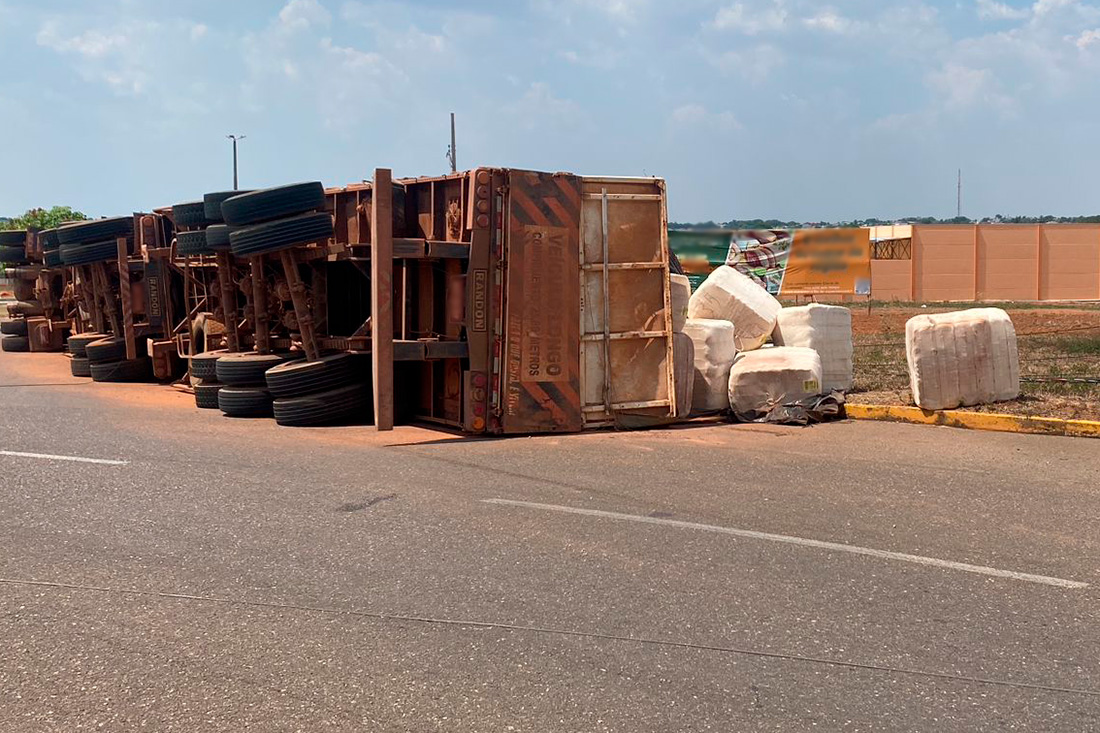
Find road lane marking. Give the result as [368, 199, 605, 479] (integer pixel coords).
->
[482, 498, 1088, 590]
[0, 450, 128, 466]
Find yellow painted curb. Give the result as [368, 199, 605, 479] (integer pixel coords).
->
[845, 404, 1100, 439]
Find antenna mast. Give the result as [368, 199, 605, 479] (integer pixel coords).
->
[957, 168, 962, 219]
[446, 113, 457, 173]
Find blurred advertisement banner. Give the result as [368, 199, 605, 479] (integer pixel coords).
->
[669, 228, 871, 297]
[778, 228, 871, 296]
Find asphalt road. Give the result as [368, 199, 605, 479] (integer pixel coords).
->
[1, 351, 1099, 732]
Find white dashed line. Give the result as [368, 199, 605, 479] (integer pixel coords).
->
[0, 450, 129, 466]
[483, 498, 1088, 590]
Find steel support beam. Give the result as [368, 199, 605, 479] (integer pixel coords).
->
[279, 248, 319, 361]
[251, 255, 270, 354]
[215, 252, 239, 353]
[371, 168, 394, 431]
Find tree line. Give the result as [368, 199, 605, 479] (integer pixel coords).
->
[0, 206, 89, 231]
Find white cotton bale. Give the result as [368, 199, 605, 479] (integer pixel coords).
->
[687, 265, 781, 352]
[670, 274, 690, 332]
[727, 347, 823, 417]
[773, 304, 854, 392]
[682, 318, 738, 412]
[671, 331, 695, 418]
[905, 308, 1020, 411]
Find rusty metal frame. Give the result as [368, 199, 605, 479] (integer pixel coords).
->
[371, 167, 395, 431]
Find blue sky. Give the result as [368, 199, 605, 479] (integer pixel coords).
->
[1, 0, 1098, 222]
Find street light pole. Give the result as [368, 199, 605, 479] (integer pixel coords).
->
[227, 134, 246, 190]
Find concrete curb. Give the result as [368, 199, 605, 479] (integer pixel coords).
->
[845, 404, 1100, 439]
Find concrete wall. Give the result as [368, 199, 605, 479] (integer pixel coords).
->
[873, 224, 1100, 302]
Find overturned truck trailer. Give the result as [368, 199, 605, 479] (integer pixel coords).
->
[338, 168, 681, 434]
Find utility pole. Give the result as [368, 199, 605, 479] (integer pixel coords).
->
[227, 134, 246, 190]
[957, 168, 962, 219]
[446, 113, 457, 173]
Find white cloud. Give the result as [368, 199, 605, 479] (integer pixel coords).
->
[803, 8, 857, 33]
[926, 62, 1015, 112]
[710, 2, 788, 35]
[1076, 27, 1100, 47]
[976, 0, 1031, 21]
[505, 82, 585, 131]
[37, 21, 128, 59]
[1032, 0, 1077, 17]
[708, 43, 786, 83]
[587, 0, 645, 21]
[278, 0, 331, 32]
[670, 103, 742, 132]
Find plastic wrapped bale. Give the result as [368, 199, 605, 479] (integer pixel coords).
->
[670, 274, 691, 332]
[687, 265, 781, 351]
[905, 308, 1019, 410]
[683, 318, 737, 413]
[727, 347, 823, 421]
[671, 331, 695, 419]
[773, 304, 853, 392]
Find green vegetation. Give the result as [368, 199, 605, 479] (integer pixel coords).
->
[0, 206, 88, 231]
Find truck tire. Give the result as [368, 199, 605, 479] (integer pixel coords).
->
[0, 244, 27, 263]
[57, 217, 133, 246]
[12, 280, 34, 300]
[273, 383, 371, 427]
[215, 351, 292, 386]
[204, 191, 252, 222]
[229, 212, 334, 257]
[60, 240, 119, 265]
[90, 357, 152, 383]
[70, 356, 92, 377]
[1, 319, 28, 336]
[190, 350, 227, 381]
[0, 230, 27, 245]
[177, 230, 213, 256]
[194, 381, 222, 409]
[1, 335, 29, 352]
[7, 301, 44, 317]
[220, 182, 326, 226]
[172, 201, 212, 228]
[218, 385, 274, 417]
[203, 224, 238, 252]
[85, 336, 143, 364]
[264, 352, 359, 398]
[67, 332, 108, 358]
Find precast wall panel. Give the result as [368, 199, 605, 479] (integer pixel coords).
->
[977, 225, 1038, 301]
[877, 225, 1100, 302]
[870, 260, 912, 301]
[1041, 226, 1100, 300]
[913, 226, 975, 302]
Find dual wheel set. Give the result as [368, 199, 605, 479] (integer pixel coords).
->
[67, 333, 151, 382]
[173, 182, 334, 258]
[0, 230, 59, 353]
[190, 351, 371, 427]
[179, 181, 362, 427]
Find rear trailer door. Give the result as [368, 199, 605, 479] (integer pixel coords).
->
[579, 177, 676, 427]
[497, 170, 585, 434]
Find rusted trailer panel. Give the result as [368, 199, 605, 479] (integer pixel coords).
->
[578, 177, 676, 428]
[355, 167, 677, 434]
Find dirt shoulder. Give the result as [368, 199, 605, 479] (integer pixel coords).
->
[847, 303, 1100, 421]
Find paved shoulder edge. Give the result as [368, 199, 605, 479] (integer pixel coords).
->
[846, 404, 1100, 439]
